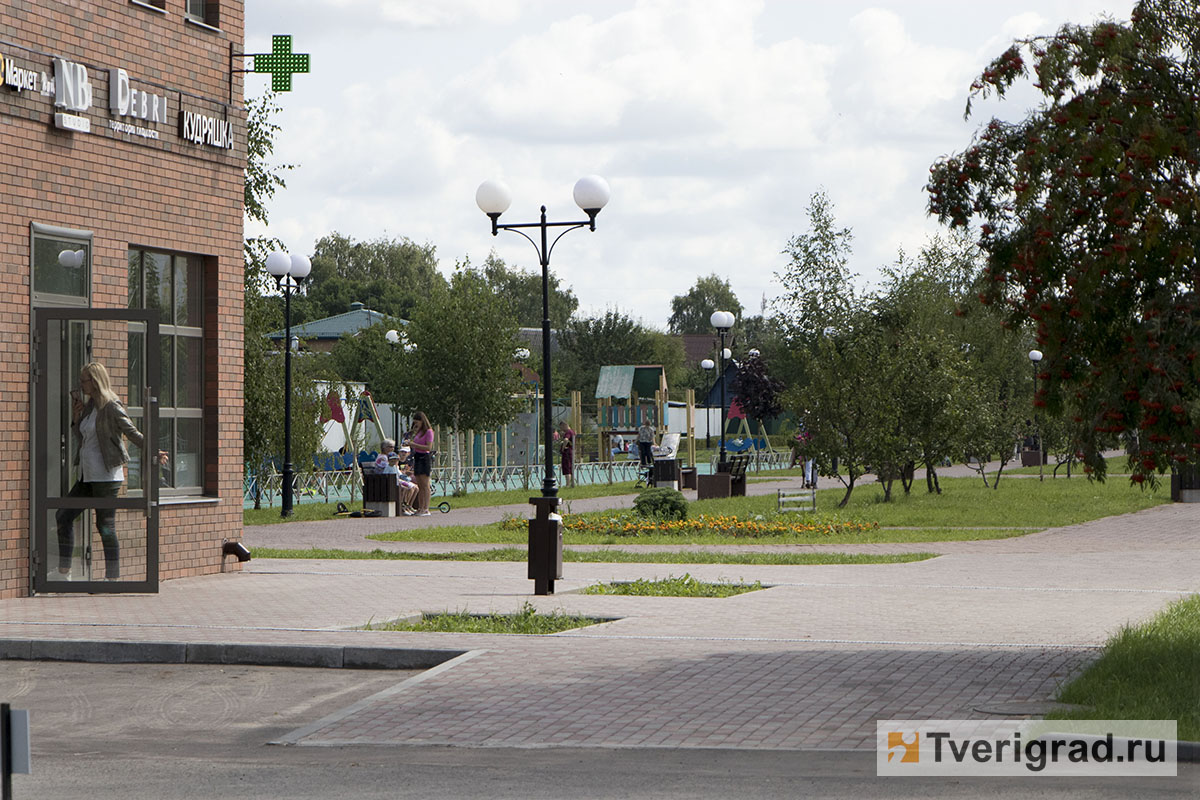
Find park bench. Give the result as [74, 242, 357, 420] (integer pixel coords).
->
[695, 453, 752, 500]
[777, 488, 816, 513]
[727, 453, 750, 497]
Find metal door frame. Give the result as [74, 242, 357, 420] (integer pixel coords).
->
[31, 308, 160, 594]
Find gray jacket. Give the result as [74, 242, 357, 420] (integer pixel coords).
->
[72, 400, 144, 472]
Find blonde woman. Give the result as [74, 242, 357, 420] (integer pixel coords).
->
[56, 362, 161, 579]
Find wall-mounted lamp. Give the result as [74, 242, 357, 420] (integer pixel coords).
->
[58, 249, 85, 269]
[223, 540, 252, 562]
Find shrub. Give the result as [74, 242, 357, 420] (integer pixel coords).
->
[633, 487, 688, 520]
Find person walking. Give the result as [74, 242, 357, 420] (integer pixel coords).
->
[408, 411, 435, 516]
[637, 418, 656, 467]
[57, 361, 163, 580]
[557, 420, 575, 489]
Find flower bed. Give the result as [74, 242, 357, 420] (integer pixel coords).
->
[502, 512, 877, 538]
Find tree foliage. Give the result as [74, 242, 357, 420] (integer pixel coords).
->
[556, 310, 684, 398]
[775, 191, 857, 343]
[668, 274, 744, 334]
[242, 92, 324, 494]
[729, 352, 784, 424]
[396, 266, 524, 434]
[297, 232, 444, 324]
[479, 251, 579, 330]
[327, 318, 406, 404]
[927, 0, 1200, 483]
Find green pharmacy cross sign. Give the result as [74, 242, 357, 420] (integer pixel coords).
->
[236, 35, 310, 92]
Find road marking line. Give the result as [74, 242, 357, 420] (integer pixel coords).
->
[271, 648, 491, 746]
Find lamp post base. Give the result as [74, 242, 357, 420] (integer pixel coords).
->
[528, 496, 562, 595]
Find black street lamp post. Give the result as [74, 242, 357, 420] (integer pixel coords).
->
[710, 311, 735, 472]
[1029, 348, 1044, 482]
[476, 176, 610, 594]
[266, 250, 311, 518]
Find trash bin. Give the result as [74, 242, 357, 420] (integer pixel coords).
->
[653, 458, 679, 490]
[1171, 464, 1200, 503]
[680, 467, 697, 490]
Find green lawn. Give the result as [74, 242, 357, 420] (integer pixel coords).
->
[1049, 593, 1200, 741]
[251, 546, 938, 565]
[361, 475, 1164, 546]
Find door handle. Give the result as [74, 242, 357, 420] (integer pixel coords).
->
[144, 386, 157, 517]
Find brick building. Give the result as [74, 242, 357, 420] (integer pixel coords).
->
[0, 1, 247, 597]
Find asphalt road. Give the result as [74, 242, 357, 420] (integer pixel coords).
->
[4, 662, 1196, 800]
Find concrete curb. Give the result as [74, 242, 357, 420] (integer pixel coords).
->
[0, 638, 463, 670]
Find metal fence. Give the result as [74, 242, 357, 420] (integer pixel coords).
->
[243, 449, 792, 509]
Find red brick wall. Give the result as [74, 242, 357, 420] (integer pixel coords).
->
[0, 1, 247, 597]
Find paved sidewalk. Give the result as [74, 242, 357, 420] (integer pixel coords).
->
[3, 466, 1196, 752]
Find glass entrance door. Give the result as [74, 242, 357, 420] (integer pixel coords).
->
[32, 309, 160, 594]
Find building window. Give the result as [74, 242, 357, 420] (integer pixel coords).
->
[184, 0, 219, 28]
[32, 223, 91, 306]
[128, 248, 206, 494]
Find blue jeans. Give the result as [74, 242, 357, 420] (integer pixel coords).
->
[56, 480, 122, 578]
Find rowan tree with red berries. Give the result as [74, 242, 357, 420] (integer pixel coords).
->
[927, 0, 1200, 484]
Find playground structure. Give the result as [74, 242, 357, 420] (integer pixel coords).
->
[244, 373, 788, 509]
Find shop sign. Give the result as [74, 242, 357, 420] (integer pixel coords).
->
[52, 57, 91, 132]
[53, 57, 92, 112]
[108, 68, 168, 124]
[108, 68, 167, 139]
[179, 109, 233, 149]
[0, 52, 40, 93]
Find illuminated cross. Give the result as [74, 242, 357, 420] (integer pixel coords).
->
[252, 35, 310, 92]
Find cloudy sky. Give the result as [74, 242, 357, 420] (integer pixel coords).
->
[244, 0, 1125, 328]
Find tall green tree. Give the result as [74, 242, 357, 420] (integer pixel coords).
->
[927, 0, 1200, 484]
[775, 191, 857, 345]
[242, 92, 324, 502]
[479, 252, 579, 330]
[556, 310, 682, 398]
[729, 352, 784, 428]
[396, 266, 525, 491]
[668, 274, 744, 335]
[327, 319, 406, 404]
[298, 232, 444, 323]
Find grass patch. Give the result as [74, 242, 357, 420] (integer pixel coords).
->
[364, 601, 601, 634]
[1049, 594, 1200, 741]
[580, 574, 763, 597]
[251, 546, 938, 565]
[689, 476, 1166, 529]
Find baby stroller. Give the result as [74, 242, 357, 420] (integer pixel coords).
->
[635, 433, 679, 489]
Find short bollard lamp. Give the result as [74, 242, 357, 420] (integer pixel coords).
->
[476, 175, 610, 594]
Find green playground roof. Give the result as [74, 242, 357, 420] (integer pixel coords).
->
[595, 365, 665, 400]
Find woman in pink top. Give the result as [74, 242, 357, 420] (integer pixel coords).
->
[409, 411, 434, 515]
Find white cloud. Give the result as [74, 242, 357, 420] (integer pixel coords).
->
[246, 0, 1125, 326]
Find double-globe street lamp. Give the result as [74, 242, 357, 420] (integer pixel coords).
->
[475, 176, 610, 499]
[266, 249, 311, 517]
[709, 310, 736, 471]
[476, 175, 610, 595]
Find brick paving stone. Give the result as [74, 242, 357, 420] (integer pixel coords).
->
[2, 478, 1196, 752]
